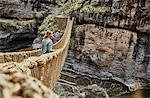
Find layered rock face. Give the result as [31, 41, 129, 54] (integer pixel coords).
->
[0, 0, 64, 51]
[0, 0, 36, 52]
[0, 0, 35, 19]
[67, 0, 150, 90]
[74, 24, 150, 90]
[63, 0, 150, 33]
[0, 19, 36, 51]
[82, 25, 137, 67]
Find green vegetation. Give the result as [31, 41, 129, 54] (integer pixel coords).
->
[38, 15, 66, 34]
[70, 33, 78, 50]
[38, 15, 55, 32]
[63, 0, 82, 15]
[83, 5, 111, 13]
[62, 0, 111, 15]
[0, 19, 35, 29]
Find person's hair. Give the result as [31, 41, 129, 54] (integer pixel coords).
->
[43, 30, 53, 38]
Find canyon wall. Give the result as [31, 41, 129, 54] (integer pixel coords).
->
[74, 24, 150, 89]
[67, 0, 150, 90]
[0, 0, 37, 51]
[0, 0, 149, 90]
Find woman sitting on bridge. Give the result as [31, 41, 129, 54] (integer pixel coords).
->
[42, 30, 54, 54]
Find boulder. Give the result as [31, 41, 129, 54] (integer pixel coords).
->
[0, 69, 59, 98]
[73, 24, 150, 90]
[82, 24, 137, 67]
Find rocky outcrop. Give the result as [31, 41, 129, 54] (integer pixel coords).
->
[61, 0, 150, 33]
[0, 0, 35, 19]
[125, 31, 150, 90]
[0, 69, 59, 98]
[0, 0, 37, 51]
[0, 19, 36, 52]
[64, 0, 150, 91]
[0, 0, 65, 51]
[83, 25, 137, 67]
[73, 24, 150, 90]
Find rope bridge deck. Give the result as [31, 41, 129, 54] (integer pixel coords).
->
[0, 17, 74, 89]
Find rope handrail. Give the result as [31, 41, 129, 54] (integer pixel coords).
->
[53, 17, 70, 49]
[0, 17, 74, 89]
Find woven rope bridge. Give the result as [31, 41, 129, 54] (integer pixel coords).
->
[0, 17, 74, 89]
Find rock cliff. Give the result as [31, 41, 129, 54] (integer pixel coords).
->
[0, 0, 149, 92]
[1, 0, 149, 52]
[74, 24, 150, 90]
[0, 0, 64, 51]
[0, 0, 36, 52]
[0, 0, 35, 19]
[66, 0, 150, 90]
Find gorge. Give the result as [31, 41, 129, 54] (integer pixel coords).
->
[0, 0, 149, 98]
